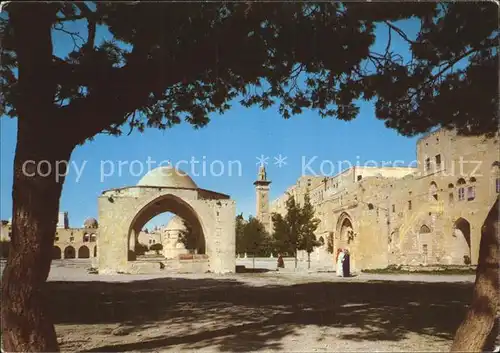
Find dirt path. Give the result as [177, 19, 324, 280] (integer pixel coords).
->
[43, 263, 473, 352]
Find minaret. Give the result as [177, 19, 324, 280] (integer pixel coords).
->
[254, 165, 272, 234]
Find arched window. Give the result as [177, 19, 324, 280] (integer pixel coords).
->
[368, 203, 374, 210]
[448, 183, 455, 203]
[492, 162, 500, 193]
[90, 233, 97, 242]
[457, 178, 466, 201]
[420, 225, 431, 234]
[83, 233, 89, 242]
[468, 177, 476, 201]
[429, 182, 438, 201]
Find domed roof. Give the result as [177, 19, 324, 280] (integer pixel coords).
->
[137, 166, 197, 189]
[165, 215, 186, 231]
[83, 218, 98, 229]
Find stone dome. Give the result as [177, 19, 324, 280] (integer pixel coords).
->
[165, 215, 186, 231]
[83, 217, 98, 229]
[137, 166, 197, 189]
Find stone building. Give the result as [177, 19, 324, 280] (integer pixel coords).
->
[159, 215, 190, 259]
[0, 213, 98, 260]
[254, 165, 273, 234]
[97, 166, 236, 274]
[270, 128, 499, 271]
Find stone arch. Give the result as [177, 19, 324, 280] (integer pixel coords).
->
[448, 183, 455, 202]
[457, 178, 466, 201]
[336, 212, 354, 247]
[389, 229, 399, 252]
[78, 245, 90, 259]
[52, 246, 62, 260]
[83, 232, 90, 242]
[64, 246, 75, 259]
[449, 218, 472, 265]
[128, 193, 207, 260]
[90, 233, 97, 242]
[491, 162, 500, 193]
[419, 225, 431, 234]
[335, 212, 356, 270]
[429, 181, 438, 201]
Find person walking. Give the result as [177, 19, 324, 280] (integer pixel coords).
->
[277, 253, 285, 269]
[342, 249, 351, 277]
[336, 248, 345, 277]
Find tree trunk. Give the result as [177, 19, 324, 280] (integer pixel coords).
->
[307, 252, 311, 269]
[1, 119, 74, 352]
[451, 197, 499, 352]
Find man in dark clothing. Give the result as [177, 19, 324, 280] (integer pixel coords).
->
[342, 249, 351, 277]
[277, 254, 285, 269]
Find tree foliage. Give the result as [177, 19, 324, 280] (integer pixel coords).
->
[271, 212, 294, 256]
[0, 2, 498, 352]
[178, 219, 201, 254]
[236, 216, 271, 257]
[2, 3, 496, 140]
[235, 213, 246, 255]
[297, 192, 321, 255]
[149, 243, 163, 255]
[271, 192, 321, 263]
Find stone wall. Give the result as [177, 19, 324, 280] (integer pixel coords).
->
[98, 186, 236, 274]
[269, 128, 499, 271]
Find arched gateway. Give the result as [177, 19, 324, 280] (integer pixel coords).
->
[97, 166, 236, 274]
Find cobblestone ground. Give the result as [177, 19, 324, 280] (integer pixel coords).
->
[40, 261, 475, 352]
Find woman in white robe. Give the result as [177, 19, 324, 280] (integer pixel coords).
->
[336, 249, 345, 277]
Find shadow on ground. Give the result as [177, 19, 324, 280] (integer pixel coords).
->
[46, 276, 473, 352]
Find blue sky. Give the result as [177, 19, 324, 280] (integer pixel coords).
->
[0, 16, 422, 229]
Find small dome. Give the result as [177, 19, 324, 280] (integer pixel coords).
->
[84, 218, 98, 229]
[137, 166, 197, 189]
[165, 215, 186, 231]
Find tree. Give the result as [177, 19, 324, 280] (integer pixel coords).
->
[242, 217, 269, 268]
[178, 220, 202, 254]
[327, 233, 334, 254]
[0, 2, 497, 351]
[271, 213, 293, 256]
[235, 213, 246, 256]
[451, 198, 499, 352]
[134, 242, 148, 257]
[149, 243, 163, 255]
[270, 193, 305, 268]
[297, 192, 321, 269]
[283, 194, 303, 269]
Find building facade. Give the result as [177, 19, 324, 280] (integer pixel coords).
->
[270, 129, 499, 271]
[1, 213, 98, 260]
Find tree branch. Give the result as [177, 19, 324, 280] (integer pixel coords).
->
[76, 3, 96, 51]
[53, 23, 85, 51]
[384, 21, 416, 45]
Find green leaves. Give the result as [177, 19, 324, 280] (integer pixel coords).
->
[271, 191, 321, 256]
[1, 2, 497, 139]
[235, 216, 271, 257]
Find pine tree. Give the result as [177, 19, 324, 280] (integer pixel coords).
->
[271, 213, 293, 256]
[242, 217, 268, 268]
[298, 191, 321, 269]
[235, 214, 246, 256]
[283, 193, 302, 269]
[178, 220, 198, 254]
